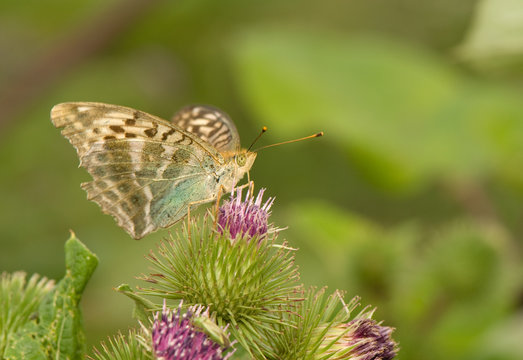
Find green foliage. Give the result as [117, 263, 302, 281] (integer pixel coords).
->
[265, 287, 359, 359]
[2, 234, 98, 360]
[0, 272, 55, 357]
[90, 329, 152, 360]
[286, 200, 522, 360]
[114, 284, 156, 325]
[470, 313, 523, 360]
[231, 28, 523, 192]
[457, 0, 523, 74]
[1, 1, 523, 359]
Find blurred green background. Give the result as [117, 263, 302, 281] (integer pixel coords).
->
[1, 0, 523, 358]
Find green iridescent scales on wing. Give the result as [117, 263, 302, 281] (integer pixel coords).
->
[51, 102, 256, 239]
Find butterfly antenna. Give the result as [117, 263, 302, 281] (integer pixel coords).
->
[247, 126, 268, 151]
[253, 132, 323, 152]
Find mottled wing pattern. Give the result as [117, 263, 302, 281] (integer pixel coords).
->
[172, 105, 240, 152]
[51, 102, 223, 239]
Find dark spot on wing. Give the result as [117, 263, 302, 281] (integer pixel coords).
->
[214, 135, 232, 149]
[112, 164, 132, 174]
[105, 190, 118, 202]
[96, 153, 107, 162]
[121, 201, 131, 214]
[161, 128, 176, 141]
[93, 127, 100, 134]
[118, 182, 132, 194]
[130, 194, 144, 206]
[103, 140, 130, 151]
[144, 127, 158, 138]
[92, 166, 106, 177]
[77, 111, 92, 126]
[208, 126, 221, 138]
[125, 133, 137, 138]
[110, 151, 131, 163]
[163, 165, 183, 179]
[188, 125, 201, 135]
[96, 180, 108, 189]
[136, 168, 157, 178]
[143, 142, 165, 158]
[110, 125, 125, 133]
[126, 118, 136, 126]
[172, 149, 192, 164]
[104, 135, 116, 140]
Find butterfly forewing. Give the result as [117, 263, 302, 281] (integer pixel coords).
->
[51, 102, 224, 239]
[172, 105, 240, 152]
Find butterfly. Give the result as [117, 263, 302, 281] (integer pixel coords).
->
[51, 102, 256, 239]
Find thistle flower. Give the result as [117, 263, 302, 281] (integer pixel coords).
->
[139, 212, 300, 358]
[217, 186, 275, 240]
[267, 288, 398, 360]
[152, 302, 234, 360]
[315, 318, 397, 360]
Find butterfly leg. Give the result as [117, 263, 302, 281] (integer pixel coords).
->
[212, 184, 241, 229]
[213, 185, 225, 229]
[235, 181, 253, 194]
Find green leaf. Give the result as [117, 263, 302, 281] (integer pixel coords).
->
[0, 272, 55, 358]
[456, 0, 523, 73]
[393, 223, 521, 360]
[4, 232, 98, 360]
[470, 312, 523, 360]
[285, 200, 416, 304]
[90, 329, 152, 360]
[231, 29, 523, 192]
[285, 200, 523, 360]
[115, 284, 156, 324]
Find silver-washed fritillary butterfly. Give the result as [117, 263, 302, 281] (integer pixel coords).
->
[51, 102, 256, 239]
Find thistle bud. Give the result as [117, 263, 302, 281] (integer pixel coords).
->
[314, 318, 398, 360]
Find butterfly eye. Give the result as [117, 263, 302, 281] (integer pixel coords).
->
[235, 154, 246, 166]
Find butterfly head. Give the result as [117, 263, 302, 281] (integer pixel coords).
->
[233, 149, 257, 176]
[220, 149, 256, 191]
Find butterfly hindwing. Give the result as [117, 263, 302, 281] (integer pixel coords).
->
[51, 102, 222, 239]
[172, 105, 240, 152]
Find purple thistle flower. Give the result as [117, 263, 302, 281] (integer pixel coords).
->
[217, 187, 275, 240]
[318, 318, 398, 360]
[152, 302, 234, 360]
[344, 318, 397, 360]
